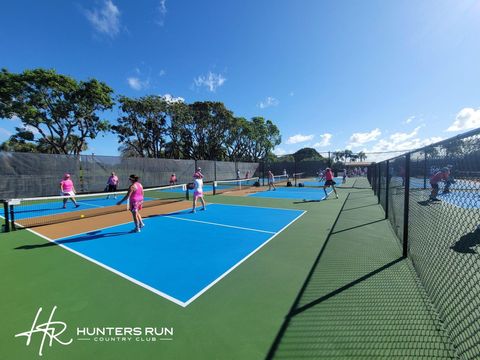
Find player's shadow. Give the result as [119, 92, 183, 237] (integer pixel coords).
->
[450, 228, 480, 254]
[15, 230, 132, 250]
[293, 199, 322, 204]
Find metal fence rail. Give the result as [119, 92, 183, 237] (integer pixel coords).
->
[369, 127, 480, 360]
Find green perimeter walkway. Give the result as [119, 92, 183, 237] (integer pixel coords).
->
[269, 179, 457, 359]
[0, 178, 456, 359]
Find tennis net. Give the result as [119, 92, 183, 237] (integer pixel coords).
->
[212, 177, 260, 195]
[2, 183, 189, 230]
[273, 174, 289, 184]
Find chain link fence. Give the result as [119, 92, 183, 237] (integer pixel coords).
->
[0, 152, 259, 199]
[369, 128, 480, 360]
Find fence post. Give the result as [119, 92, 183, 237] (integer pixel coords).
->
[385, 160, 389, 219]
[423, 151, 427, 189]
[403, 153, 411, 258]
[214, 159, 217, 181]
[261, 159, 265, 186]
[377, 163, 381, 204]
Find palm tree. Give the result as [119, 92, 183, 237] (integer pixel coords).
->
[357, 151, 367, 161]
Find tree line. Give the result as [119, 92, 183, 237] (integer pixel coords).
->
[0, 68, 281, 161]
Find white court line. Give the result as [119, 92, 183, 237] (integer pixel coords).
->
[162, 215, 276, 234]
[25, 227, 188, 307]
[183, 210, 307, 306]
[208, 202, 307, 212]
[18, 204, 307, 308]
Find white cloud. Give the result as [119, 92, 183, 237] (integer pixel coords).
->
[289, 91, 294, 97]
[158, 69, 166, 77]
[404, 116, 415, 124]
[84, 0, 121, 38]
[313, 133, 332, 147]
[286, 134, 314, 144]
[348, 128, 381, 147]
[24, 125, 40, 135]
[447, 107, 480, 132]
[258, 97, 279, 109]
[2, 115, 20, 122]
[273, 147, 287, 156]
[193, 72, 226, 92]
[127, 77, 149, 91]
[156, 0, 167, 26]
[161, 94, 184, 103]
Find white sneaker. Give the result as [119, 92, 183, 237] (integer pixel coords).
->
[139, 222, 145, 228]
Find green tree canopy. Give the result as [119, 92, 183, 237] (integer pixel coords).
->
[113, 95, 170, 158]
[0, 68, 114, 154]
[293, 147, 323, 162]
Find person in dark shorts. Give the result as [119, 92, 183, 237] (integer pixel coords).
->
[429, 167, 449, 201]
[442, 165, 455, 194]
[323, 167, 339, 199]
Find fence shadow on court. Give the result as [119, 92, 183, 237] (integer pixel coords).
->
[266, 185, 456, 360]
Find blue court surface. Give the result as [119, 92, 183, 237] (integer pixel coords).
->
[47, 203, 305, 306]
[438, 191, 480, 209]
[249, 187, 334, 201]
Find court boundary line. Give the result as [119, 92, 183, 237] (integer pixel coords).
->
[183, 209, 307, 306]
[25, 227, 188, 307]
[207, 202, 307, 213]
[20, 204, 306, 307]
[161, 216, 276, 234]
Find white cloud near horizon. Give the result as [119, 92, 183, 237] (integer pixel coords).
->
[84, 0, 121, 38]
[127, 77, 150, 91]
[286, 134, 314, 144]
[193, 72, 226, 92]
[273, 147, 287, 156]
[447, 107, 480, 132]
[161, 93, 184, 103]
[348, 128, 381, 147]
[404, 116, 415, 124]
[313, 133, 332, 147]
[258, 96, 279, 109]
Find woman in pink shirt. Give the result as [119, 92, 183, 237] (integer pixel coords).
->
[106, 171, 119, 199]
[323, 168, 339, 199]
[60, 173, 79, 208]
[117, 174, 145, 233]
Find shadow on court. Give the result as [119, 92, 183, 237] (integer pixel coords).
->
[266, 183, 456, 360]
[450, 228, 480, 254]
[15, 230, 132, 250]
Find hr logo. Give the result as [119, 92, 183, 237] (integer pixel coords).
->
[15, 306, 73, 356]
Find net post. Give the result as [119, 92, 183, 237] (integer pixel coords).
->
[9, 204, 16, 231]
[385, 160, 389, 219]
[213, 182, 217, 196]
[402, 153, 411, 258]
[3, 201, 10, 233]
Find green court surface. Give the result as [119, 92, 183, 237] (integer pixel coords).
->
[0, 178, 456, 360]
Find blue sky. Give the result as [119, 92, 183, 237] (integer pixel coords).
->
[1, 0, 480, 161]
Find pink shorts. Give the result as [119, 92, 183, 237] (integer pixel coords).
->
[194, 190, 203, 199]
[129, 200, 143, 212]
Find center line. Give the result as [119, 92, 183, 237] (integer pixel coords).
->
[162, 216, 276, 234]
